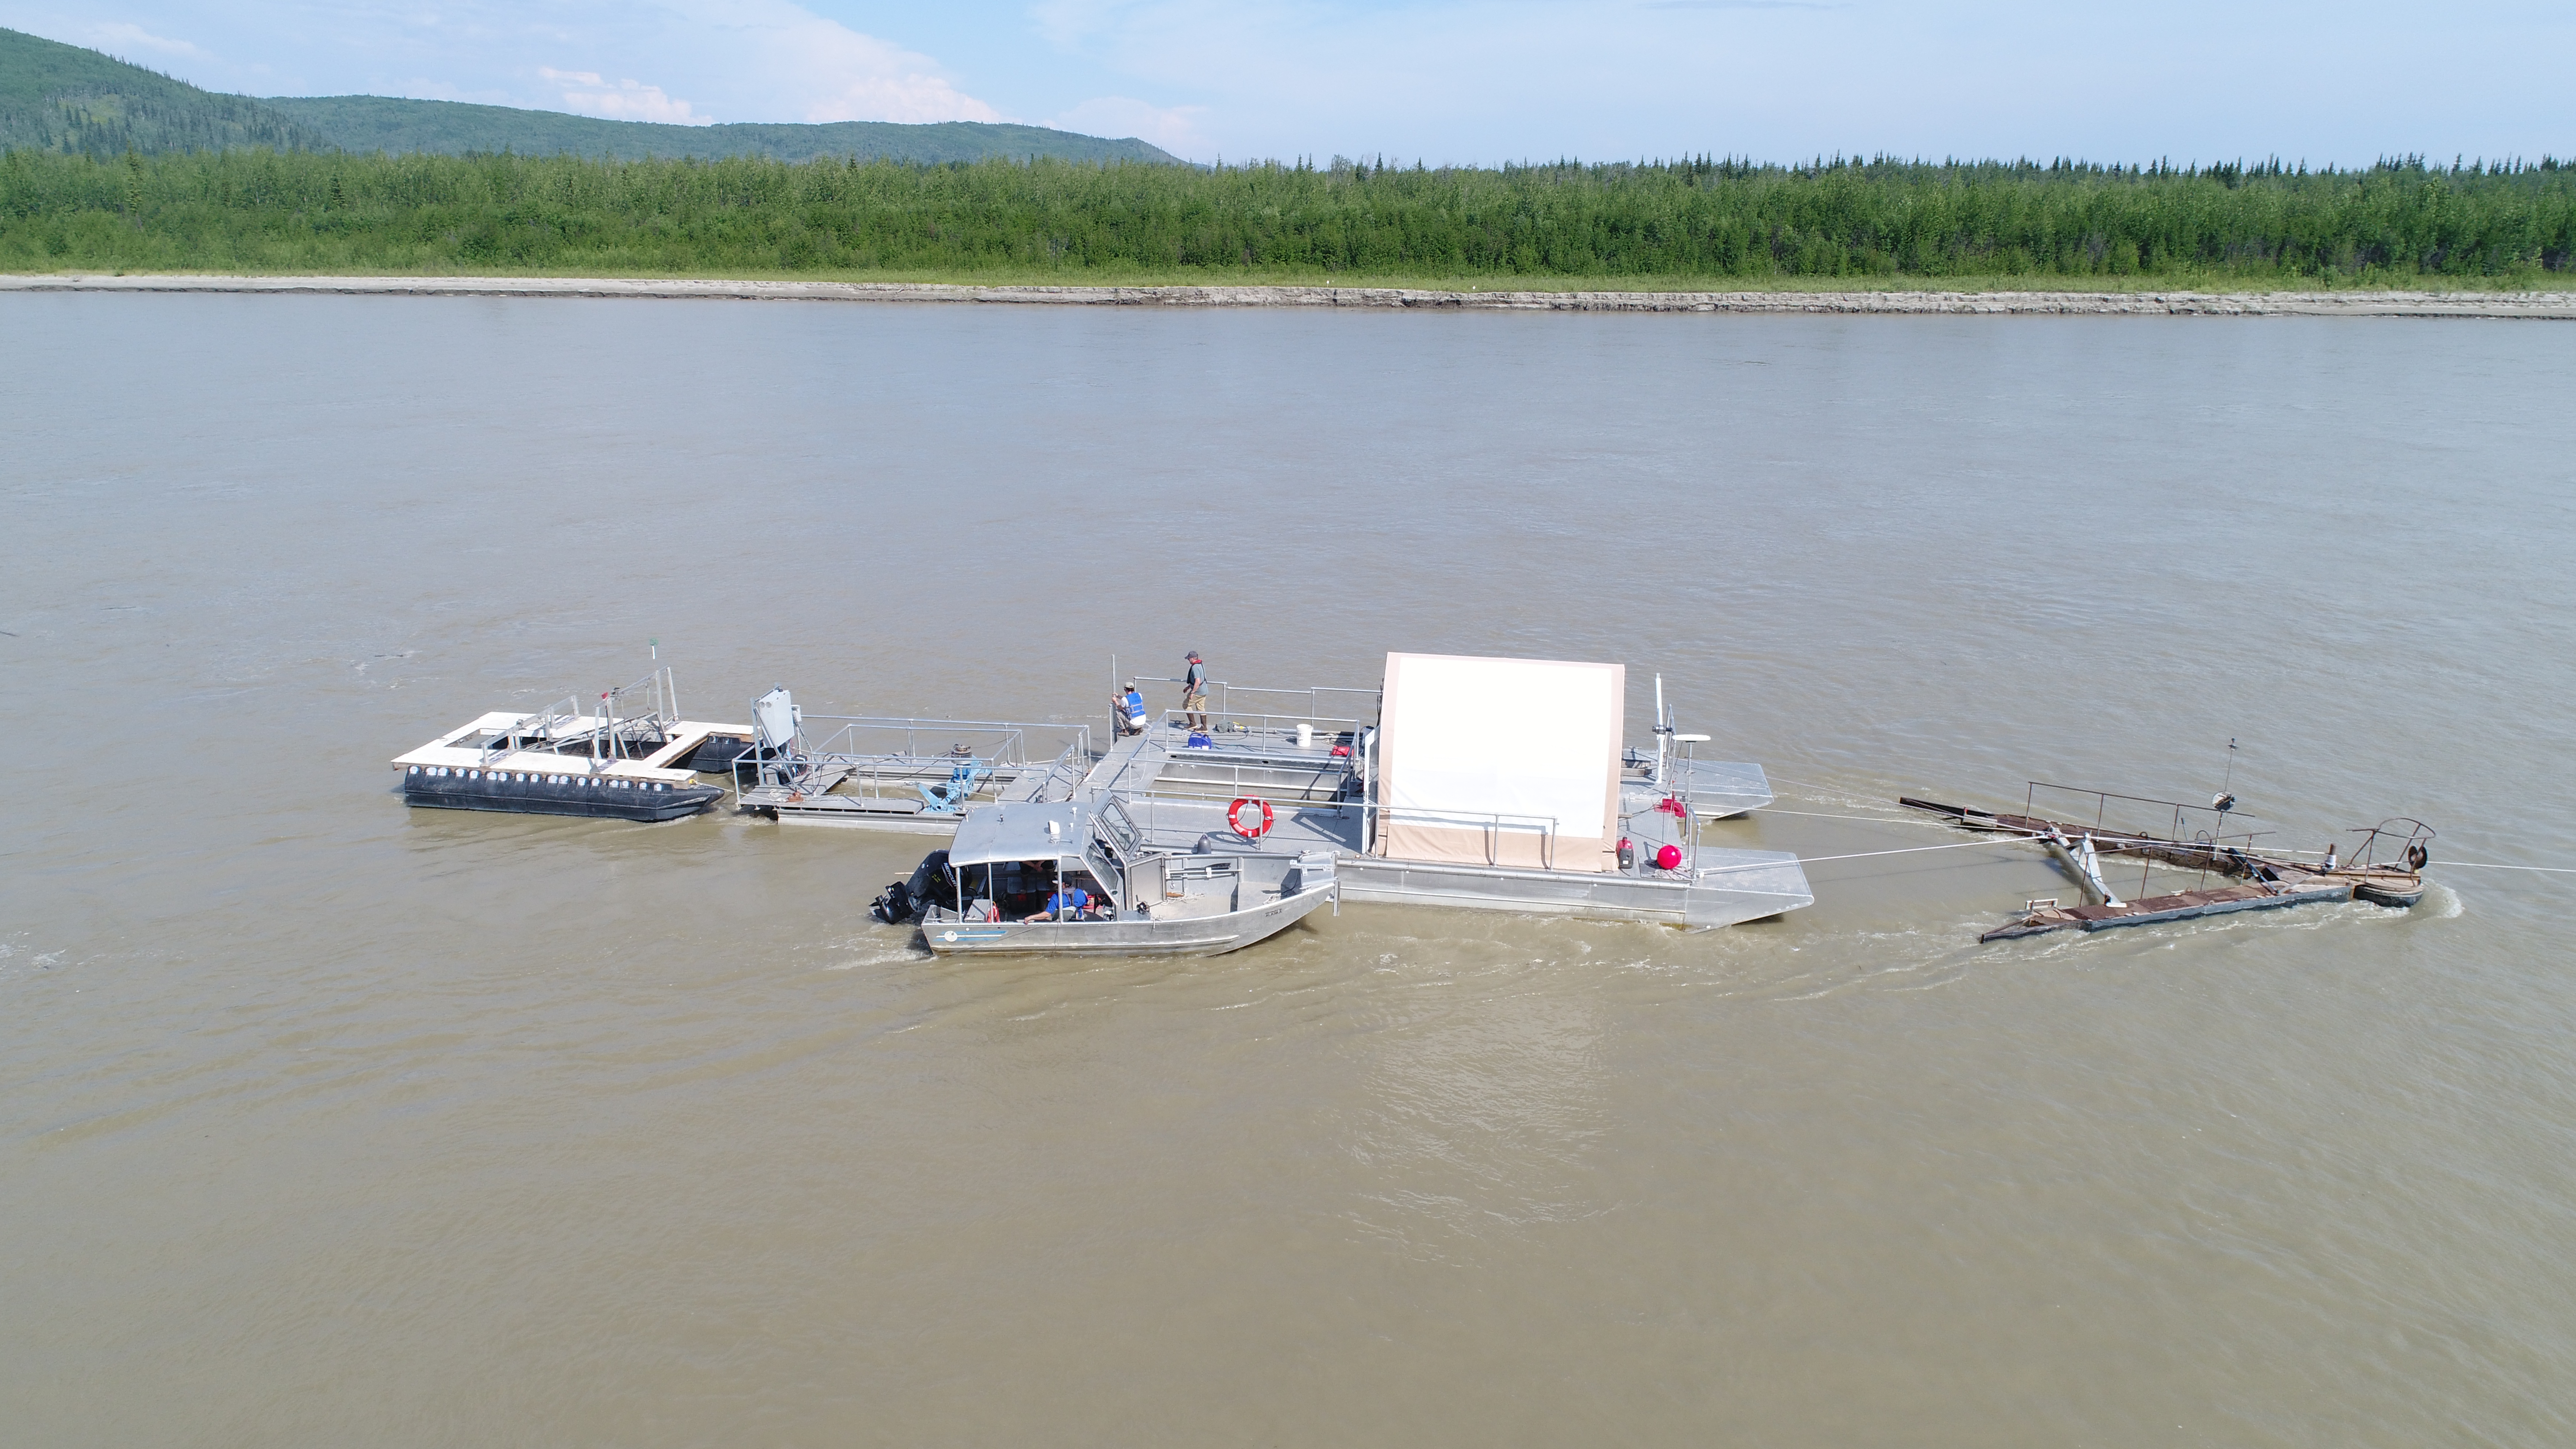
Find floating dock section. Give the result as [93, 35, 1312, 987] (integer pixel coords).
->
[1900, 793, 2430, 941]
[731, 688, 1095, 833]
[391, 667, 749, 821]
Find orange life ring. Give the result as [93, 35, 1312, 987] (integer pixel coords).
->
[1228, 797, 1274, 839]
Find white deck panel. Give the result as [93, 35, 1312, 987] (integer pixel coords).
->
[391, 712, 751, 785]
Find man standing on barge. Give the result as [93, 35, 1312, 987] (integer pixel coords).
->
[1182, 651, 1210, 733]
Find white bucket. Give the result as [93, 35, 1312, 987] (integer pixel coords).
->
[1296, 722, 1313, 749]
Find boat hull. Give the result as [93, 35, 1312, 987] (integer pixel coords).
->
[683, 734, 757, 773]
[1980, 881, 2353, 941]
[401, 765, 723, 822]
[2353, 880, 2426, 908]
[1336, 849, 1812, 928]
[921, 883, 1334, 958]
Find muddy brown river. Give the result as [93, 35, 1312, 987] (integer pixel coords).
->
[5, 294, 2573, 1445]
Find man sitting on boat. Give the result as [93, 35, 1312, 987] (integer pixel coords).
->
[1026, 882, 1097, 922]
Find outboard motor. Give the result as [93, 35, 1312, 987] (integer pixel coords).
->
[869, 849, 952, 925]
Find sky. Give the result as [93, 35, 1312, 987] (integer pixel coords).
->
[5, 1, 2569, 167]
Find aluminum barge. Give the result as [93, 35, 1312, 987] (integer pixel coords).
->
[1069, 656, 1811, 929]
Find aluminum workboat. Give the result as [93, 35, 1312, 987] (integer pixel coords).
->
[872, 800, 1338, 958]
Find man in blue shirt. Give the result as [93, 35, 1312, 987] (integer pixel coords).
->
[1026, 884, 1095, 921]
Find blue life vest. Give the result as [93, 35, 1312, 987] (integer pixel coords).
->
[1045, 888, 1092, 916]
[1121, 690, 1146, 724]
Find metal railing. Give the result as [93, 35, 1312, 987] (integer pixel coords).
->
[2342, 817, 2437, 872]
[2025, 781, 2267, 841]
[1146, 731, 1355, 800]
[480, 694, 585, 764]
[1368, 803, 1562, 869]
[1027, 736, 1094, 804]
[803, 716, 1087, 767]
[737, 716, 1092, 802]
[1151, 707, 1368, 739]
[1103, 790, 1557, 870]
[479, 689, 687, 769]
[1084, 743, 1159, 800]
[1122, 671, 1378, 734]
[607, 664, 681, 733]
[2025, 781, 2274, 898]
[1086, 728, 1354, 802]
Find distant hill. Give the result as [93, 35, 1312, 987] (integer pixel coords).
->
[0, 25, 329, 156]
[261, 96, 1180, 165]
[0, 26, 1179, 166]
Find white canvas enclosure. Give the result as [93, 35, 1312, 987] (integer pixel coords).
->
[1375, 653, 1626, 871]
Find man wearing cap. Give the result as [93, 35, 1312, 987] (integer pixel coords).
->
[1113, 681, 1148, 737]
[1181, 652, 1210, 732]
[1026, 882, 1094, 922]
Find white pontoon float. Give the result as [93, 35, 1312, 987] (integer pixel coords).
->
[391, 662, 750, 822]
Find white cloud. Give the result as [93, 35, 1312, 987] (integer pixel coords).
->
[801, 68, 1000, 126]
[1050, 95, 1209, 156]
[730, 7, 1001, 124]
[537, 66, 716, 125]
[85, 19, 202, 58]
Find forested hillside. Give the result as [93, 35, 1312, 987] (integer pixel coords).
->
[0, 26, 327, 156]
[261, 96, 1177, 165]
[0, 27, 1173, 166]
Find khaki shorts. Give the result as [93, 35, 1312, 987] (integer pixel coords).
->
[1184, 691, 1208, 710]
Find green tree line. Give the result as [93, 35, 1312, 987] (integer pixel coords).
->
[5, 147, 2571, 283]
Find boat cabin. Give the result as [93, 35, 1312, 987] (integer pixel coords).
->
[941, 801, 1124, 921]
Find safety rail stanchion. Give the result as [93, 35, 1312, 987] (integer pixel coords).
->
[1349, 803, 1556, 869]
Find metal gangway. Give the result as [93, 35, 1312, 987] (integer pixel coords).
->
[733, 686, 1095, 832]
